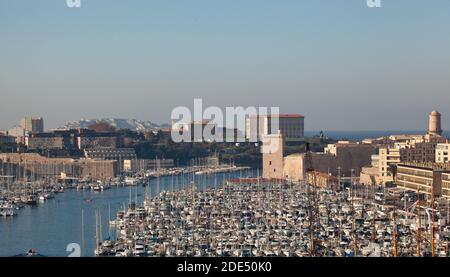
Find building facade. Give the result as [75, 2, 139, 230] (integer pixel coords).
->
[377, 147, 401, 184]
[323, 141, 377, 176]
[396, 163, 450, 198]
[123, 158, 174, 172]
[0, 153, 117, 181]
[306, 171, 339, 189]
[77, 135, 119, 149]
[436, 143, 450, 163]
[246, 114, 304, 142]
[400, 142, 441, 163]
[84, 148, 137, 171]
[263, 135, 375, 183]
[283, 154, 304, 182]
[20, 117, 44, 134]
[27, 132, 72, 150]
[0, 134, 16, 144]
[262, 133, 284, 179]
[25, 128, 122, 151]
[7, 126, 27, 144]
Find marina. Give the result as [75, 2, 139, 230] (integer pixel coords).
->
[98, 177, 450, 257]
[0, 161, 248, 218]
[0, 170, 252, 257]
[2, 163, 450, 257]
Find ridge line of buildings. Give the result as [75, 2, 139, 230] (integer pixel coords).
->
[262, 110, 450, 199]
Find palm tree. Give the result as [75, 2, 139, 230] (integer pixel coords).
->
[388, 164, 398, 183]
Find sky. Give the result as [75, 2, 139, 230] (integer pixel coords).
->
[1, 0, 449, 131]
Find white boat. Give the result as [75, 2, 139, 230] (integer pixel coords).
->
[124, 177, 139, 186]
[92, 184, 103, 191]
[0, 203, 16, 217]
[133, 244, 146, 256]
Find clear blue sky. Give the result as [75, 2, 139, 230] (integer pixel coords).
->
[1, 0, 449, 131]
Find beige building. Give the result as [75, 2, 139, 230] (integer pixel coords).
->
[396, 163, 450, 198]
[306, 171, 339, 189]
[360, 165, 382, 186]
[436, 143, 450, 163]
[123, 158, 174, 172]
[84, 148, 137, 171]
[400, 142, 441, 163]
[361, 142, 445, 186]
[263, 136, 375, 183]
[78, 159, 117, 181]
[282, 154, 304, 181]
[442, 172, 450, 199]
[378, 147, 401, 183]
[0, 153, 117, 181]
[262, 133, 284, 179]
[7, 126, 27, 144]
[360, 153, 383, 185]
[359, 111, 448, 186]
[322, 141, 377, 176]
[388, 134, 426, 144]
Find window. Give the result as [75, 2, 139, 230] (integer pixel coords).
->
[269, 161, 272, 165]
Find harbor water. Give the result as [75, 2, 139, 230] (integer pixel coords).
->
[0, 171, 254, 257]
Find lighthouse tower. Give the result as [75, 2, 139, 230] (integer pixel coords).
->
[428, 110, 442, 136]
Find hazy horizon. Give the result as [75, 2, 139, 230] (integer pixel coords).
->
[1, 0, 449, 131]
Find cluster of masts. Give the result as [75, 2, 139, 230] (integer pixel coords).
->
[0, 181, 63, 217]
[97, 176, 450, 257]
[0, 160, 248, 219]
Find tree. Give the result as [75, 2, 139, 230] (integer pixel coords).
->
[388, 164, 398, 182]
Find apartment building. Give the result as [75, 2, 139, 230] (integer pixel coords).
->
[396, 163, 450, 198]
[436, 143, 450, 163]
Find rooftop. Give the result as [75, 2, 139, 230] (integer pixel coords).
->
[273, 114, 304, 118]
[249, 114, 304, 118]
[398, 162, 450, 171]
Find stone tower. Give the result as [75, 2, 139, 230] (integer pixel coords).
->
[428, 110, 442, 136]
[262, 132, 284, 179]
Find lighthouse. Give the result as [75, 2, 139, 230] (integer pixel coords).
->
[428, 110, 442, 136]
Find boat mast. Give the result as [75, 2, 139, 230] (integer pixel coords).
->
[95, 210, 99, 256]
[393, 211, 397, 257]
[81, 208, 85, 257]
[417, 189, 421, 257]
[431, 191, 435, 257]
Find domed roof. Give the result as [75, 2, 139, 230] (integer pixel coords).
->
[430, 110, 441, 116]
